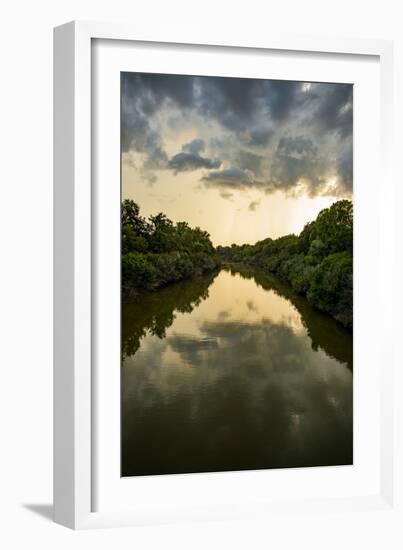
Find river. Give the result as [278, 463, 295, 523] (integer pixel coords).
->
[122, 266, 353, 476]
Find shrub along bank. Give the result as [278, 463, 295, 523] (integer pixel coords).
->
[217, 200, 353, 328]
[121, 200, 220, 300]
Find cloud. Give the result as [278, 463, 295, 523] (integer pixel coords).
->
[265, 80, 301, 122]
[202, 168, 264, 190]
[121, 72, 196, 179]
[335, 144, 353, 194]
[246, 126, 275, 147]
[182, 138, 206, 155]
[266, 135, 352, 197]
[168, 334, 219, 366]
[267, 138, 330, 196]
[122, 151, 137, 169]
[121, 72, 353, 198]
[140, 170, 158, 186]
[277, 136, 318, 158]
[122, 306, 352, 474]
[312, 83, 353, 137]
[168, 152, 221, 173]
[196, 77, 266, 131]
[236, 150, 265, 175]
[142, 134, 169, 169]
[201, 137, 335, 198]
[122, 72, 194, 119]
[248, 199, 261, 212]
[269, 155, 328, 196]
[219, 190, 233, 200]
[197, 78, 302, 129]
[200, 134, 352, 199]
[167, 138, 221, 173]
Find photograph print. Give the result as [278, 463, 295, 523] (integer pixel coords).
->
[121, 72, 353, 477]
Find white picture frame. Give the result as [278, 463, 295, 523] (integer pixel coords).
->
[54, 20, 397, 530]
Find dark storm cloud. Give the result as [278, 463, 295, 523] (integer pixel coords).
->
[195, 78, 303, 132]
[312, 83, 353, 138]
[142, 133, 169, 169]
[201, 135, 332, 197]
[236, 150, 265, 174]
[265, 136, 332, 196]
[121, 72, 194, 165]
[196, 77, 265, 131]
[277, 136, 318, 158]
[182, 138, 206, 155]
[202, 168, 264, 190]
[122, 72, 194, 119]
[265, 80, 301, 122]
[246, 126, 275, 147]
[168, 138, 221, 173]
[121, 75, 170, 184]
[168, 152, 221, 173]
[122, 72, 353, 197]
[204, 132, 351, 198]
[336, 145, 353, 194]
[268, 151, 329, 196]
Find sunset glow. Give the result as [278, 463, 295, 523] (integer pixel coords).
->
[121, 73, 352, 245]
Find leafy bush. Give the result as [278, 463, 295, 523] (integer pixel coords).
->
[121, 200, 220, 298]
[122, 253, 157, 290]
[307, 252, 352, 328]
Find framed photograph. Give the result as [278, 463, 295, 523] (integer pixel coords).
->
[54, 21, 396, 529]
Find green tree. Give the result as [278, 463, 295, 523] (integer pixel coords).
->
[215, 200, 353, 328]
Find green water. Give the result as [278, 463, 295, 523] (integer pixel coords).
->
[122, 266, 353, 476]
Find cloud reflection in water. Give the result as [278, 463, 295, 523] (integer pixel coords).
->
[122, 268, 352, 476]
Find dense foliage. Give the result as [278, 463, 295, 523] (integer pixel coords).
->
[217, 200, 353, 328]
[122, 200, 220, 299]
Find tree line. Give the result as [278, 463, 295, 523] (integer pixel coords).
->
[121, 198, 353, 329]
[217, 200, 353, 329]
[121, 200, 220, 300]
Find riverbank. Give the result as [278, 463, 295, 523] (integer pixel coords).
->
[224, 264, 352, 369]
[222, 259, 352, 330]
[122, 252, 220, 302]
[121, 199, 353, 328]
[121, 200, 220, 301]
[217, 201, 353, 330]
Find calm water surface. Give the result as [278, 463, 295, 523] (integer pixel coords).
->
[122, 266, 353, 476]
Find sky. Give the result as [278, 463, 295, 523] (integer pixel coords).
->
[121, 72, 353, 246]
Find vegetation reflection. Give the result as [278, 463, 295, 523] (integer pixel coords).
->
[122, 268, 352, 476]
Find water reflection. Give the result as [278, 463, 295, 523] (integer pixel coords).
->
[229, 266, 353, 371]
[122, 267, 353, 476]
[122, 270, 218, 357]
